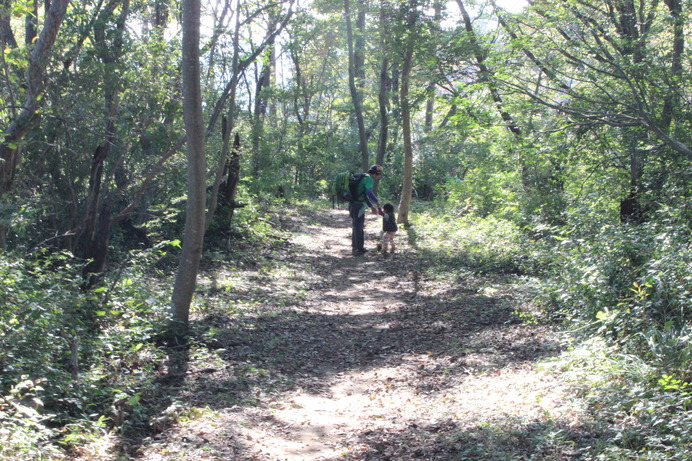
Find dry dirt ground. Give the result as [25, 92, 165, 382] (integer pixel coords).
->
[131, 206, 598, 461]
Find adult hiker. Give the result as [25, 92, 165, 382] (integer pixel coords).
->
[349, 164, 384, 255]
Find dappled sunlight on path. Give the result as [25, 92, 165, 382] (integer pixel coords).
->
[133, 206, 591, 461]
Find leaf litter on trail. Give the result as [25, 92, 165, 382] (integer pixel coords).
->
[133, 206, 595, 461]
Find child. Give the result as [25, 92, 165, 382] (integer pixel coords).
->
[381, 203, 398, 253]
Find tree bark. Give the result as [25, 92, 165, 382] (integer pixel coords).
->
[457, 0, 522, 137]
[0, 0, 17, 50]
[344, 0, 369, 170]
[206, 0, 242, 232]
[221, 132, 242, 224]
[0, 0, 68, 246]
[251, 42, 274, 176]
[171, 0, 207, 328]
[0, 0, 69, 195]
[375, 0, 390, 172]
[424, 1, 443, 132]
[80, 0, 130, 283]
[397, 5, 416, 227]
[204, 1, 293, 230]
[661, 0, 684, 132]
[25, 0, 37, 45]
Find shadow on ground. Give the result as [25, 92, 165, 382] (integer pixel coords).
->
[121, 205, 582, 460]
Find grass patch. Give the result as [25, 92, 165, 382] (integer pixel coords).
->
[409, 211, 536, 275]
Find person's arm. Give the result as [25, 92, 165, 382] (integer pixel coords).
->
[366, 189, 383, 213]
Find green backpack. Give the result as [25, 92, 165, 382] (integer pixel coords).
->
[331, 171, 366, 205]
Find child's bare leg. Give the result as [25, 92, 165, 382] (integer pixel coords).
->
[386, 232, 396, 252]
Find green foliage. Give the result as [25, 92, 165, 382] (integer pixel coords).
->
[0, 245, 171, 458]
[549, 338, 692, 460]
[416, 196, 692, 459]
[0, 378, 64, 460]
[531, 208, 692, 459]
[409, 207, 533, 275]
[544, 218, 692, 350]
[443, 167, 520, 219]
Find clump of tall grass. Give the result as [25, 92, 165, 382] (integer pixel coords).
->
[409, 207, 537, 275]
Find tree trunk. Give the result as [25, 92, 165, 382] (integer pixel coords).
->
[171, 0, 206, 329]
[375, 1, 390, 171]
[457, 0, 521, 137]
[344, 0, 369, 170]
[79, 0, 129, 283]
[0, 0, 69, 246]
[25, 0, 37, 45]
[661, 0, 684, 132]
[82, 199, 112, 286]
[0, 0, 18, 50]
[397, 7, 416, 227]
[424, 1, 442, 132]
[251, 44, 274, 176]
[154, 0, 170, 29]
[0, 0, 69, 195]
[222, 132, 242, 224]
[620, 130, 645, 224]
[205, 1, 293, 230]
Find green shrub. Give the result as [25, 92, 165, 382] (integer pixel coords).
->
[536, 212, 692, 459]
[549, 338, 692, 460]
[0, 244, 171, 458]
[543, 220, 692, 373]
[410, 209, 536, 275]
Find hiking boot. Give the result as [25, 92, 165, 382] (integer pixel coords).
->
[352, 248, 368, 256]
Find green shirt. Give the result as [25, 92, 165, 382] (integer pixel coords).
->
[355, 174, 375, 205]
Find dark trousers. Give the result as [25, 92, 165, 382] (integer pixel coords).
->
[349, 201, 366, 251]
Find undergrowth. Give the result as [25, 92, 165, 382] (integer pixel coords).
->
[409, 207, 537, 275]
[3, 197, 691, 459]
[411, 205, 692, 460]
[0, 245, 172, 460]
[0, 197, 290, 460]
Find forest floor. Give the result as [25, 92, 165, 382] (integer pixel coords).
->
[129, 205, 602, 461]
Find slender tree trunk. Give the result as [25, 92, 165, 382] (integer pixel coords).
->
[397, 7, 416, 226]
[25, 0, 37, 45]
[222, 132, 242, 224]
[661, 0, 683, 132]
[154, 0, 170, 29]
[206, 0, 242, 231]
[344, 0, 369, 170]
[80, 0, 130, 284]
[0, 0, 69, 246]
[457, 0, 521, 137]
[205, 2, 293, 230]
[0, 0, 69, 195]
[0, 0, 18, 50]
[376, 0, 390, 171]
[251, 44, 273, 176]
[387, 66, 400, 163]
[424, 1, 442, 132]
[376, 58, 390, 168]
[172, 0, 206, 329]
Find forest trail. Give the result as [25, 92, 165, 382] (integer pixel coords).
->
[133, 206, 593, 461]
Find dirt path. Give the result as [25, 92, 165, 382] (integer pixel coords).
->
[133, 207, 594, 460]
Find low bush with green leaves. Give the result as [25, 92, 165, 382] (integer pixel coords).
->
[544, 219, 692, 374]
[410, 206, 535, 275]
[0, 245, 172, 459]
[536, 212, 692, 458]
[414, 202, 692, 459]
[549, 338, 692, 460]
